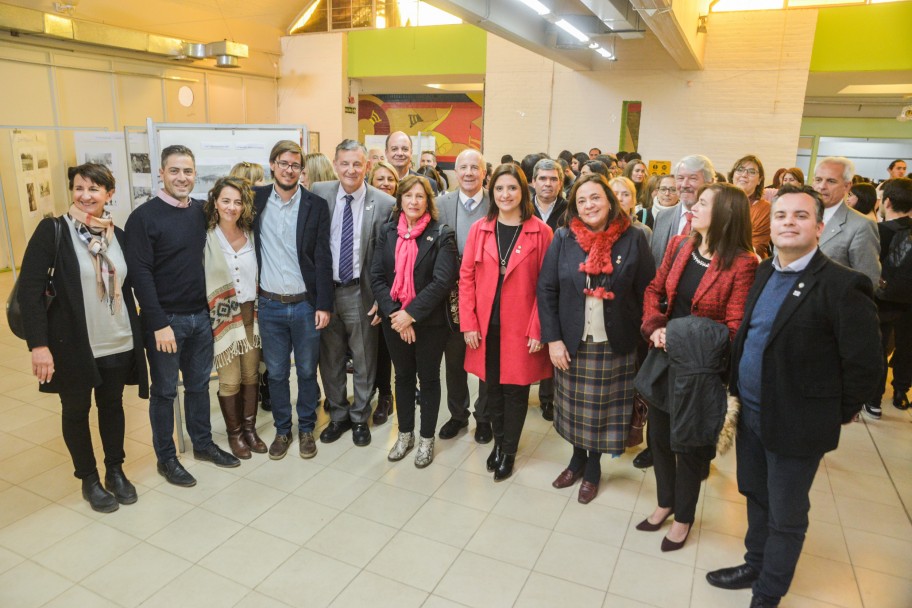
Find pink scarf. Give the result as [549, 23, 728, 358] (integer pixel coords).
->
[390, 212, 432, 309]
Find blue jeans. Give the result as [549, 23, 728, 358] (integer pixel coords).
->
[146, 310, 215, 462]
[258, 296, 321, 434]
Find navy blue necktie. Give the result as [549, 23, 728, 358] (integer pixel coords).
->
[339, 194, 354, 283]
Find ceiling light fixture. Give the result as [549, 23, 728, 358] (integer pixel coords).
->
[555, 19, 589, 43]
[595, 47, 613, 59]
[515, 0, 551, 16]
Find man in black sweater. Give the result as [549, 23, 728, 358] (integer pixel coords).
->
[125, 145, 238, 488]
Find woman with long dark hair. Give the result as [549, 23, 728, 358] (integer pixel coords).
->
[638, 183, 758, 551]
[460, 164, 553, 481]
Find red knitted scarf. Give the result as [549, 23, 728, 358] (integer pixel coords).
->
[570, 214, 630, 300]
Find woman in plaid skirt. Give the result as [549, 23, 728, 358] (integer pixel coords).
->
[538, 173, 656, 504]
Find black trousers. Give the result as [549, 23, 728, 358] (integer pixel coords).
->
[482, 325, 531, 455]
[383, 323, 448, 438]
[647, 405, 712, 524]
[374, 327, 393, 396]
[57, 352, 133, 479]
[538, 378, 553, 406]
[879, 307, 912, 401]
[444, 328, 488, 423]
[737, 406, 821, 603]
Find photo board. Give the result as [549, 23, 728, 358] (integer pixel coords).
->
[73, 131, 150, 226]
[147, 120, 307, 199]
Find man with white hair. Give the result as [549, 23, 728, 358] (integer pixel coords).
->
[650, 154, 715, 266]
[435, 149, 491, 443]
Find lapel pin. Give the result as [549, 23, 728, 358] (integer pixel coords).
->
[426, 236, 433, 241]
[798, 282, 805, 288]
[792, 290, 801, 297]
[616, 255, 622, 264]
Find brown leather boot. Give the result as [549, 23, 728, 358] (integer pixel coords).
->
[240, 383, 267, 453]
[218, 393, 251, 459]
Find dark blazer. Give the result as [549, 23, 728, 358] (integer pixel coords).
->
[532, 195, 568, 233]
[729, 251, 882, 457]
[253, 184, 333, 312]
[19, 217, 149, 397]
[642, 235, 758, 340]
[370, 218, 458, 325]
[538, 223, 656, 357]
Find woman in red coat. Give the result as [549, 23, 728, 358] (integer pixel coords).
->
[460, 163, 553, 481]
[637, 183, 758, 552]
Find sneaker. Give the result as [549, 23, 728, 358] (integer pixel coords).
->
[894, 391, 910, 410]
[388, 431, 415, 461]
[415, 436, 435, 468]
[862, 402, 882, 420]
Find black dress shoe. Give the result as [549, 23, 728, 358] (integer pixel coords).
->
[750, 595, 779, 607]
[486, 443, 503, 472]
[706, 563, 760, 590]
[104, 465, 138, 505]
[82, 472, 119, 513]
[194, 444, 241, 468]
[352, 423, 371, 446]
[320, 419, 353, 443]
[894, 391, 910, 410]
[438, 418, 468, 440]
[633, 447, 653, 469]
[474, 422, 493, 444]
[494, 454, 515, 481]
[540, 402, 554, 421]
[157, 457, 197, 487]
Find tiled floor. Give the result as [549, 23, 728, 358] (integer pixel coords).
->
[0, 272, 910, 608]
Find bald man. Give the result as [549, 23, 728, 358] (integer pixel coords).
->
[385, 131, 438, 194]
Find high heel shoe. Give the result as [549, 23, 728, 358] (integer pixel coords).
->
[635, 509, 674, 532]
[493, 454, 515, 481]
[661, 525, 691, 552]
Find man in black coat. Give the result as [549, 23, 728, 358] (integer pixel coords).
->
[706, 185, 882, 608]
[253, 140, 333, 460]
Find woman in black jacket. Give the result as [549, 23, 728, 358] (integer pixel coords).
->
[370, 175, 458, 468]
[19, 163, 148, 513]
[538, 173, 655, 504]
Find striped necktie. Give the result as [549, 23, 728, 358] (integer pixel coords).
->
[339, 194, 354, 282]
[464, 197, 475, 212]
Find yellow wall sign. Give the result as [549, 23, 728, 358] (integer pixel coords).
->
[649, 160, 671, 176]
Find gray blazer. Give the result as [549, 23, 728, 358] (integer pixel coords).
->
[819, 202, 881, 288]
[310, 181, 395, 313]
[650, 202, 683, 267]
[437, 189, 491, 252]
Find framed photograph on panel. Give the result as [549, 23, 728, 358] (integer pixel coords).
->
[308, 131, 320, 154]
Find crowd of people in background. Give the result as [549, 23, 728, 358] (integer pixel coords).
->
[16, 132, 911, 608]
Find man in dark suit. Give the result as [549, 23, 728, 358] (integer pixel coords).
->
[386, 131, 438, 194]
[650, 154, 714, 266]
[254, 140, 332, 460]
[530, 158, 567, 421]
[706, 185, 882, 608]
[311, 140, 395, 447]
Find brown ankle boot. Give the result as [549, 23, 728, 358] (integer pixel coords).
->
[218, 393, 251, 459]
[240, 383, 267, 453]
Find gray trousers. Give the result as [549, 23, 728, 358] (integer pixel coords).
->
[319, 285, 378, 424]
[444, 329, 488, 423]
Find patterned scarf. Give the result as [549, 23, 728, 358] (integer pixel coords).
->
[67, 204, 122, 314]
[570, 213, 631, 300]
[390, 212, 432, 310]
[204, 229, 260, 369]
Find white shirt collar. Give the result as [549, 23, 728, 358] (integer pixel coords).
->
[338, 182, 366, 204]
[773, 247, 817, 273]
[822, 200, 842, 226]
[459, 188, 484, 210]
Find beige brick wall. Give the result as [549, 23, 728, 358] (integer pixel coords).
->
[484, 10, 818, 176]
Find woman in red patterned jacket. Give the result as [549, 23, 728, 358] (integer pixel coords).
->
[637, 183, 758, 552]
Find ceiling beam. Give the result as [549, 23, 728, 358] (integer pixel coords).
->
[423, 0, 593, 71]
[630, 0, 704, 70]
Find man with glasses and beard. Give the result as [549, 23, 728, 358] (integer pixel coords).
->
[254, 140, 333, 460]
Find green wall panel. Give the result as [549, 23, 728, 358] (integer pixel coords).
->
[811, 3, 912, 72]
[348, 24, 486, 78]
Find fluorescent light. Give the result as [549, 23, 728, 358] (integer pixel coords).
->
[838, 84, 912, 95]
[555, 19, 589, 43]
[426, 83, 485, 91]
[588, 42, 599, 49]
[515, 0, 550, 15]
[595, 47, 613, 58]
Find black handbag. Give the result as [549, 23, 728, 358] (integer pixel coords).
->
[436, 223, 460, 333]
[7, 218, 62, 340]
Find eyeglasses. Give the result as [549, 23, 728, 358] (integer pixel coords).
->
[734, 167, 759, 176]
[276, 160, 303, 172]
[658, 187, 676, 194]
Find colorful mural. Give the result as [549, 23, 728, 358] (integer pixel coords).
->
[358, 93, 483, 167]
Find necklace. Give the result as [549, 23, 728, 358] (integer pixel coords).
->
[691, 250, 710, 268]
[496, 221, 521, 275]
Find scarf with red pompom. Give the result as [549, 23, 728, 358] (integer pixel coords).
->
[570, 213, 631, 300]
[390, 212, 432, 309]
